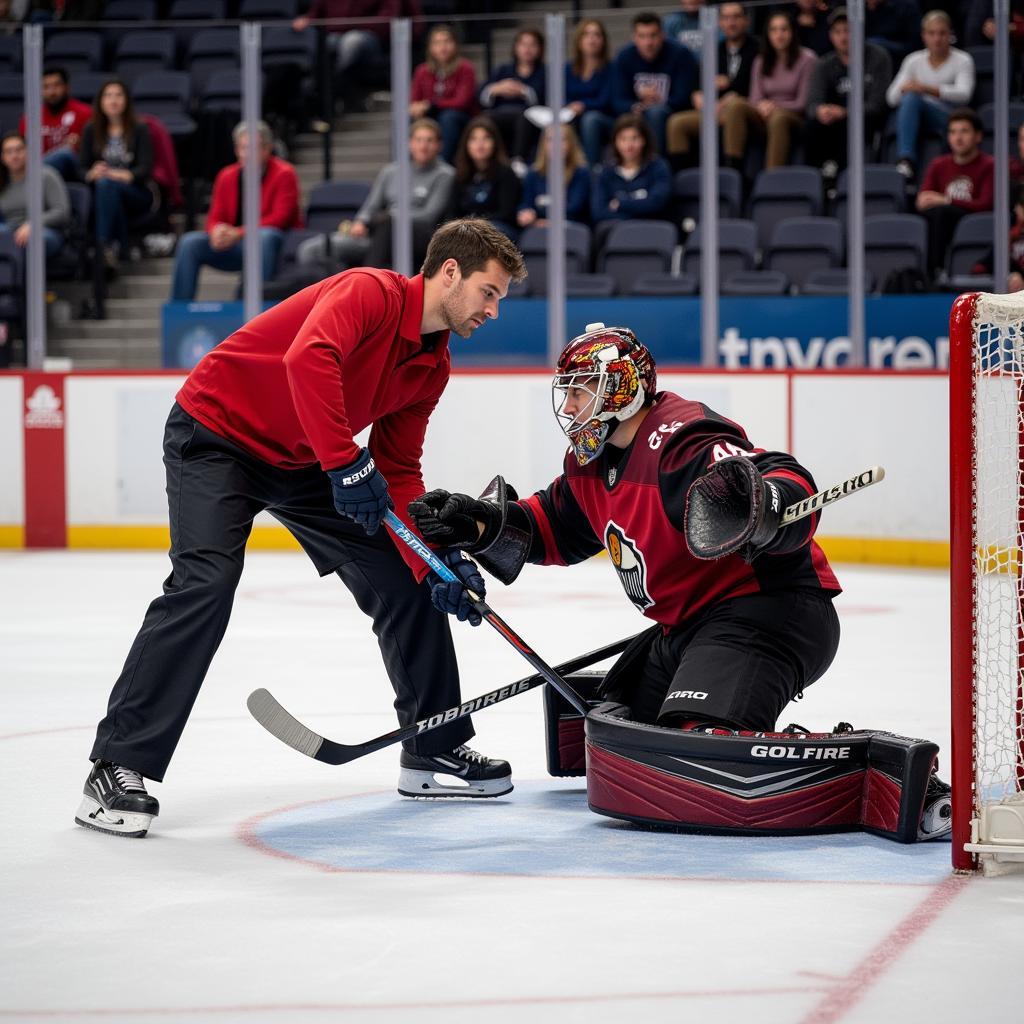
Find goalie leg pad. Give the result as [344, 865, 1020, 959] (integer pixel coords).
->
[543, 673, 607, 777]
[583, 704, 939, 842]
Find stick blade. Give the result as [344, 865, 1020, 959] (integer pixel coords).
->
[247, 688, 325, 760]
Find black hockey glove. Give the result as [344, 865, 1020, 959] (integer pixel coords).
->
[429, 550, 486, 627]
[328, 447, 394, 536]
[408, 490, 503, 551]
[684, 456, 783, 562]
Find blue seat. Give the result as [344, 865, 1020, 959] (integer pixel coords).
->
[748, 166, 823, 250]
[681, 218, 757, 279]
[979, 102, 1024, 156]
[200, 69, 244, 115]
[305, 181, 373, 233]
[133, 71, 195, 139]
[672, 167, 743, 223]
[239, 0, 299, 16]
[105, 0, 157, 18]
[0, 35, 20, 74]
[722, 270, 790, 296]
[864, 214, 928, 290]
[946, 213, 996, 279]
[186, 28, 241, 98]
[519, 223, 592, 294]
[834, 164, 906, 220]
[801, 268, 875, 295]
[115, 32, 176, 90]
[44, 31, 103, 76]
[765, 217, 843, 290]
[629, 273, 698, 296]
[597, 220, 679, 294]
[68, 71, 108, 106]
[262, 25, 316, 71]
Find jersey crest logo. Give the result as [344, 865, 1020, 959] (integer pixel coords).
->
[604, 521, 655, 612]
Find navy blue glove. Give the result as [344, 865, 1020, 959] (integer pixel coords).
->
[429, 550, 486, 627]
[328, 447, 394, 536]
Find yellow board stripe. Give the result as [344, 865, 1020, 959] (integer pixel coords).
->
[0, 525, 951, 568]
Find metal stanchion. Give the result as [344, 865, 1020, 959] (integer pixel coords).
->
[390, 18, 412, 278]
[241, 21, 263, 322]
[545, 12, 566, 364]
[23, 25, 46, 368]
[698, 4, 719, 368]
[993, 0, 1010, 293]
[847, 0, 865, 367]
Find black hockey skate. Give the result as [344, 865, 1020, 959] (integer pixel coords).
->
[918, 770, 952, 841]
[398, 745, 512, 798]
[74, 761, 159, 838]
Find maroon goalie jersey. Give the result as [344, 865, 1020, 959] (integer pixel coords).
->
[519, 392, 840, 628]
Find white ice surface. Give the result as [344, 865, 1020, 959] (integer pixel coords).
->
[1, 551, 1021, 1023]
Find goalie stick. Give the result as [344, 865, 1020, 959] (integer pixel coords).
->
[781, 465, 885, 524]
[247, 632, 635, 765]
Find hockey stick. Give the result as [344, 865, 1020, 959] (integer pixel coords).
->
[780, 465, 885, 525]
[382, 510, 591, 714]
[247, 632, 636, 765]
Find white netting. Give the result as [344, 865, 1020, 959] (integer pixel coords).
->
[973, 293, 1024, 813]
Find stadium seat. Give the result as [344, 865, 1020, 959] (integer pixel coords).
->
[681, 218, 757, 279]
[0, 73, 22, 134]
[106, 0, 156, 18]
[519, 223, 592, 294]
[671, 167, 743, 224]
[764, 216, 843, 290]
[979, 102, 1024, 155]
[68, 71, 108, 106]
[628, 273, 698, 296]
[970, 46, 995, 108]
[239, 0, 299, 17]
[597, 220, 678, 295]
[864, 214, 928, 289]
[505, 278, 530, 298]
[801, 268, 875, 295]
[566, 273, 616, 298]
[44, 31, 103, 78]
[0, 35, 20, 74]
[0, 233, 23, 340]
[262, 25, 316, 73]
[945, 212, 996, 285]
[833, 164, 906, 220]
[199, 69, 244, 117]
[169, 0, 226, 18]
[186, 29, 241, 99]
[721, 270, 790, 296]
[47, 182, 91, 282]
[133, 71, 195, 140]
[114, 32, 176, 90]
[747, 166, 823, 249]
[305, 181, 373, 233]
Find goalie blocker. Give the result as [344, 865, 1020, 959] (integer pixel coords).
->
[544, 678, 939, 843]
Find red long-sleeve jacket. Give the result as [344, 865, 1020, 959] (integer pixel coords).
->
[206, 155, 302, 235]
[411, 59, 479, 113]
[177, 270, 449, 578]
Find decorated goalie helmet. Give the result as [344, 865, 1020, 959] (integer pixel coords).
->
[552, 323, 657, 465]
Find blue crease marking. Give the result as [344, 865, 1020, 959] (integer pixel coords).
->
[253, 780, 950, 883]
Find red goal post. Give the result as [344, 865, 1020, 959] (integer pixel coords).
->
[950, 291, 1024, 874]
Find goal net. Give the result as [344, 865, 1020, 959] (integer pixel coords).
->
[950, 291, 1024, 874]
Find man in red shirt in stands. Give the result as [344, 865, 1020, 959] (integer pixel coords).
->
[76, 218, 527, 839]
[915, 106, 994, 277]
[18, 66, 92, 182]
[170, 120, 301, 301]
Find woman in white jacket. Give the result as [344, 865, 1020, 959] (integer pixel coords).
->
[886, 9, 975, 181]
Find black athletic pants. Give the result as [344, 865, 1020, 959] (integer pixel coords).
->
[601, 589, 840, 731]
[90, 403, 472, 781]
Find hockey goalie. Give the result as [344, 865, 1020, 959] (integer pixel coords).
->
[410, 323, 952, 843]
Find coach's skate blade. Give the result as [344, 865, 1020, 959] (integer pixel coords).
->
[397, 768, 513, 799]
[74, 796, 153, 838]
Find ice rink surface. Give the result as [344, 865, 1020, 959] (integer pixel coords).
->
[2, 550, 1021, 1023]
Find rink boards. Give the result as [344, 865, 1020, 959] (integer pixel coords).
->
[0, 368, 948, 565]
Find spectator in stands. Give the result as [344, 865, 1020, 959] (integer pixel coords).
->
[887, 10, 975, 182]
[591, 113, 671, 232]
[19, 67, 91, 183]
[718, 10, 816, 171]
[664, 0, 708, 60]
[1011, 122, 1024, 183]
[297, 117, 453, 272]
[805, 8, 893, 181]
[479, 27, 546, 175]
[916, 106, 994, 276]
[410, 25, 477, 165]
[293, 1, 394, 113]
[666, 3, 760, 171]
[452, 115, 520, 238]
[517, 123, 591, 230]
[170, 121, 299, 302]
[566, 18, 614, 166]
[867, 0, 923, 65]
[0, 0, 26, 31]
[795, 0, 832, 56]
[612, 12, 697, 156]
[0, 131, 69, 260]
[972, 184, 1024, 292]
[80, 79, 153, 272]
[965, 2, 1024, 49]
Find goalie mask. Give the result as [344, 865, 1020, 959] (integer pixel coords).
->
[552, 324, 657, 465]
